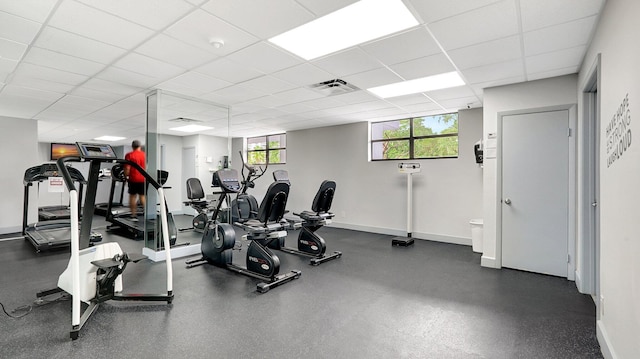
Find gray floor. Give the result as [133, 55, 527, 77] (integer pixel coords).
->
[0, 215, 602, 359]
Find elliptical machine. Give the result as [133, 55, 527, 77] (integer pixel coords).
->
[36, 142, 174, 340]
[271, 170, 342, 265]
[230, 151, 267, 224]
[186, 168, 301, 293]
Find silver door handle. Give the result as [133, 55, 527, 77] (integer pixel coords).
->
[592, 202, 598, 207]
[504, 198, 512, 205]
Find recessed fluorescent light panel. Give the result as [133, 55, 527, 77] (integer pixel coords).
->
[169, 124, 214, 133]
[269, 0, 419, 60]
[93, 136, 126, 141]
[367, 72, 466, 98]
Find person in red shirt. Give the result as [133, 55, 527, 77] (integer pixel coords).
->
[124, 140, 146, 221]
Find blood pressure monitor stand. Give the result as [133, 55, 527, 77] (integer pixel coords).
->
[391, 163, 420, 247]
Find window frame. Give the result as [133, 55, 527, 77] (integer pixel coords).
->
[370, 113, 459, 161]
[246, 133, 286, 165]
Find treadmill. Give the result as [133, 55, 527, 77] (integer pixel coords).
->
[33, 165, 86, 221]
[105, 167, 177, 245]
[94, 165, 132, 217]
[22, 164, 89, 252]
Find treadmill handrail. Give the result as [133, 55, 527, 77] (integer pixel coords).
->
[56, 157, 163, 192]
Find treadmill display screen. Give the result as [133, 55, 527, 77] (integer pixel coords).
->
[76, 143, 118, 159]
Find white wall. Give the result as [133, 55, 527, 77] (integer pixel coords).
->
[578, 0, 640, 357]
[237, 108, 483, 244]
[481, 75, 578, 269]
[0, 116, 38, 234]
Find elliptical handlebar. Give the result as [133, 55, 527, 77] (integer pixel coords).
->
[238, 150, 268, 194]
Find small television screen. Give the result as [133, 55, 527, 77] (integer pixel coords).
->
[50, 143, 80, 161]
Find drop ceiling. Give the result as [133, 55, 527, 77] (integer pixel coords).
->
[0, 0, 605, 145]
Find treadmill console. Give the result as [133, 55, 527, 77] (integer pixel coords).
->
[212, 169, 241, 193]
[76, 143, 118, 160]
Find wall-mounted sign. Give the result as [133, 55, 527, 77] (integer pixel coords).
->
[606, 93, 632, 168]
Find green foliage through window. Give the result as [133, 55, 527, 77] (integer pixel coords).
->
[371, 113, 459, 160]
[247, 133, 286, 165]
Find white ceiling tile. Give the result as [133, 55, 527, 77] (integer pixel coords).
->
[0, 11, 42, 44]
[275, 102, 318, 114]
[23, 47, 105, 76]
[10, 77, 76, 94]
[428, 0, 519, 50]
[13, 63, 89, 86]
[0, 0, 58, 23]
[48, 1, 154, 49]
[161, 72, 232, 93]
[202, 0, 314, 39]
[1, 84, 63, 101]
[520, 0, 604, 32]
[361, 27, 442, 66]
[427, 86, 477, 101]
[0, 58, 19, 81]
[406, 0, 502, 23]
[244, 94, 300, 108]
[82, 78, 143, 97]
[524, 16, 597, 56]
[332, 90, 379, 104]
[240, 75, 297, 94]
[390, 53, 455, 80]
[35, 96, 110, 121]
[272, 87, 325, 103]
[165, 9, 259, 54]
[70, 86, 130, 102]
[298, 96, 345, 110]
[76, 0, 194, 30]
[448, 35, 522, 70]
[384, 93, 433, 107]
[342, 68, 403, 89]
[208, 84, 267, 104]
[0, 85, 64, 118]
[401, 101, 444, 114]
[525, 46, 586, 74]
[290, 0, 357, 17]
[463, 59, 524, 85]
[470, 75, 526, 93]
[114, 53, 185, 79]
[312, 48, 380, 77]
[34, 27, 128, 64]
[136, 34, 218, 69]
[95, 67, 159, 88]
[0, 37, 28, 61]
[227, 42, 303, 74]
[528, 66, 578, 81]
[271, 63, 333, 86]
[195, 58, 263, 84]
[438, 96, 481, 111]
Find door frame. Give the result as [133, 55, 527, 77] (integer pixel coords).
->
[497, 104, 577, 279]
[578, 54, 601, 299]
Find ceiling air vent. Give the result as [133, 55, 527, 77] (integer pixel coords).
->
[168, 117, 201, 123]
[307, 79, 359, 96]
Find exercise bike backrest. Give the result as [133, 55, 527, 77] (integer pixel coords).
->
[186, 178, 205, 201]
[311, 180, 336, 214]
[256, 181, 289, 224]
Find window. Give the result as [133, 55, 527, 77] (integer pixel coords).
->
[247, 133, 286, 165]
[371, 113, 458, 160]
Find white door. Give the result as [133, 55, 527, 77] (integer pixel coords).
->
[502, 110, 569, 277]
